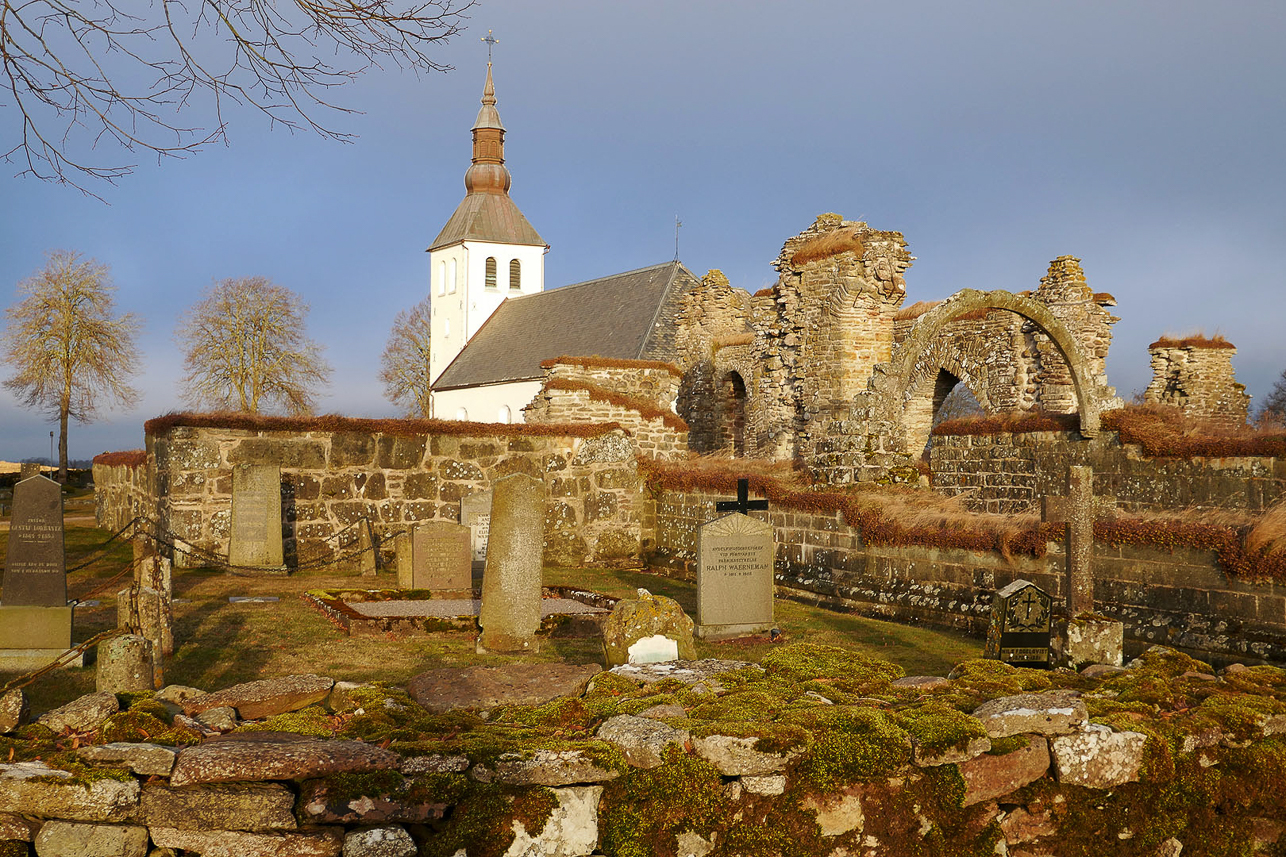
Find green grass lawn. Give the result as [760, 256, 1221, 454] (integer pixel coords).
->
[1, 525, 981, 715]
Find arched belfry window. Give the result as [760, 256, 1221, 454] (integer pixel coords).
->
[485, 257, 497, 289]
[509, 259, 522, 290]
[448, 259, 457, 294]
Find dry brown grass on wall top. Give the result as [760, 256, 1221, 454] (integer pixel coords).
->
[894, 300, 940, 322]
[143, 411, 626, 440]
[1103, 405, 1286, 458]
[1148, 333, 1237, 350]
[92, 449, 146, 467]
[544, 380, 689, 431]
[790, 228, 866, 266]
[932, 411, 1080, 436]
[753, 287, 774, 298]
[539, 355, 684, 377]
[1093, 292, 1117, 305]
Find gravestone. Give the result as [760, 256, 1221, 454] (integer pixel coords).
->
[19, 462, 40, 480]
[983, 579, 1053, 668]
[461, 491, 493, 574]
[1042, 465, 1115, 615]
[0, 475, 78, 669]
[478, 474, 545, 653]
[228, 464, 284, 569]
[696, 512, 774, 640]
[399, 521, 472, 591]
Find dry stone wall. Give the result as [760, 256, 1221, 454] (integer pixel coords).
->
[123, 418, 649, 570]
[91, 455, 149, 532]
[1146, 339, 1251, 428]
[649, 487, 1286, 664]
[931, 429, 1286, 514]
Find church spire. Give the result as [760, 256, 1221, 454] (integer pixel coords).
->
[464, 62, 510, 194]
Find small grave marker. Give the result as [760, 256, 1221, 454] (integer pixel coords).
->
[229, 464, 284, 569]
[461, 491, 493, 573]
[715, 478, 769, 516]
[984, 579, 1053, 668]
[412, 521, 472, 591]
[696, 512, 774, 640]
[478, 474, 545, 652]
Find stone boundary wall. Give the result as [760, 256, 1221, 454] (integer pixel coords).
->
[931, 429, 1286, 514]
[132, 420, 649, 570]
[648, 487, 1286, 663]
[91, 456, 149, 532]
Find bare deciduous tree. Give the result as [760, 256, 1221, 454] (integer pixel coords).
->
[379, 296, 432, 417]
[177, 276, 331, 415]
[2, 1, 472, 194]
[1259, 370, 1286, 428]
[2, 250, 141, 480]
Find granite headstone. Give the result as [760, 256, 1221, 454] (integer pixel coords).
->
[983, 579, 1053, 668]
[406, 521, 472, 591]
[461, 491, 493, 573]
[696, 512, 774, 640]
[228, 464, 283, 569]
[0, 475, 77, 669]
[477, 474, 544, 652]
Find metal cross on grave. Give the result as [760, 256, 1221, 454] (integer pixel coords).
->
[1041, 465, 1116, 616]
[716, 478, 769, 516]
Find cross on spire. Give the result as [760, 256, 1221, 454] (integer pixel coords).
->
[481, 29, 499, 63]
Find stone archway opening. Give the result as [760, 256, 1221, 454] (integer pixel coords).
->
[720, 371, 748, 456]
[904, 369, 987, 457]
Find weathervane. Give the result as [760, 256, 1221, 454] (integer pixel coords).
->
[481, 29, 499, 62]
[675, 215, 682, 260]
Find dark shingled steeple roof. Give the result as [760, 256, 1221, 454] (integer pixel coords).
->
[429, 62, 545, 252]
[432, 261, 700, 391]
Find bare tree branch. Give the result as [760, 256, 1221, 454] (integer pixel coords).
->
[176, 275, 332, 415]
[378, 294, 431, 416]
[1, 249, 142, 479]
[1, 1, 472, 195]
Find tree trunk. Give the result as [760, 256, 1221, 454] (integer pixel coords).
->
[58, 397, 69, 483]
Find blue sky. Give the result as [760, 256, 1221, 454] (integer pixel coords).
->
[2, 1, 1284, 460]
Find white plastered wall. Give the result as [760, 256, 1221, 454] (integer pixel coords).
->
[433, 381, 543, 424]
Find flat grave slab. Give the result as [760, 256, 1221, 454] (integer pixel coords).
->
[348, 598, 609, 619]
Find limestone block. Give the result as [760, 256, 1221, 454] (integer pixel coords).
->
[1064, 616, 1123, 668]
[140, 783, 297, 831]
[36, 692, 120, 734]
[96, 634, 155, 695]
[691, 734, 800, 776]
[77, 743, 177, 777]
[1051, 724, 1147, 788]
[149, 827, 344, 857]
[169, 739, 400, 787]
[971, 692, 1087, 738]
[182, 674, 334, 720]
[741, 775, 786, 795]
[470, 749, 618, 786]
[502, 786, 602, 857]
[800, 790, 864, 837]
[399, 755, 470, 775]
[33, 821, 149, 857]
[0, 689, 28, 734]
[342, 826, 416, 857]
[602, 590, 697, 668]
[596, 715, 690, 769]
[958, 736, 1051, 806]
[0, 761, 139, 822]
[0, 811, 41, 841]
[195, 707, 238, 733]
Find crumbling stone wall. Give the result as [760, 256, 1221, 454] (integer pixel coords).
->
[535, 357, 682, 409]
[92, 452, 150, 532]
[125, 417, 650, 571]
[523, 370, 688, 462]
[1145, 337, 1251, 428]
[649, 486, 1286, 663]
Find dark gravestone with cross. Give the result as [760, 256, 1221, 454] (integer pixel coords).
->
[984, 579, 1054, 668]
[1042, 465, 1115, 615]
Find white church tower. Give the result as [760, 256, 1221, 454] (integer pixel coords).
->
[427, 60, 546, 415]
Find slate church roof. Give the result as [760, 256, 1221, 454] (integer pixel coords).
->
[429, 193, 545, 251]
[432, 261, 700, 391]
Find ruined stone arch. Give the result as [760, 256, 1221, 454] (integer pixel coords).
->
[882, 289, 1103, 450]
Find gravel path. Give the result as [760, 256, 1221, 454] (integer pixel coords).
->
[349, 597, 610, 618]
